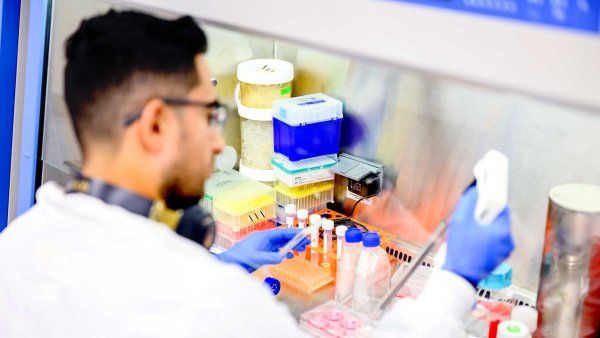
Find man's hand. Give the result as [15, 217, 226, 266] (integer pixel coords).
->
[217, 228, 310, 272]
[443, 187, 514, 286]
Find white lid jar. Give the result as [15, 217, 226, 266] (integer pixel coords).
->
[236, 59, 294, 181]
[237, 59, 294, 109]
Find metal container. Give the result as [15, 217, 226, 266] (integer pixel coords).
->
[536, 184, 600, 338]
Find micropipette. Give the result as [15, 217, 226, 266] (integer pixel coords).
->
[371, 149, 510, 321]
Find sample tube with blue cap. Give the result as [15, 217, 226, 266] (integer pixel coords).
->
[335, 228, 363, 305]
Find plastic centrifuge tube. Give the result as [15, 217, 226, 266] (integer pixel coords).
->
[336, 225, 348, 259]
[278, 223, 319, 258]
[297, 209, 308, 229]
[322, 220, 334, 255]
[285, 204, 297, 228]
[309, 214, 322, 266]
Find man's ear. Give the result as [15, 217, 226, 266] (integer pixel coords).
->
[136, 98, 168, 153]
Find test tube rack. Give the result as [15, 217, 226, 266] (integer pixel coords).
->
[262, 255, 334, 294]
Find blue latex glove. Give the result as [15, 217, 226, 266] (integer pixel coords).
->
[443, 186, 514, 287]
[217, 228, 310, 273]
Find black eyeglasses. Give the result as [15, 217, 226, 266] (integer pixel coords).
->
[124, 97, 228, 130]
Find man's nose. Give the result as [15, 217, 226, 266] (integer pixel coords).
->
[213, 133, 225, 154]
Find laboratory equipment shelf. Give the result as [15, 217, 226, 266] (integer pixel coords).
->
[113, 0, 600, 111]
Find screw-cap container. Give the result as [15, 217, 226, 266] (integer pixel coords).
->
[264, 277, 281, 295]
[237, 59, 294, 85]
[309, 214, 322, 226]
[497, 320, 530, 338]
[336, 225, 348, 237]
[285, 204, 296, 215]
[322, 219, 334, 231]
[362, 232, 381, 247]
[511, 306, 538, 334]
[345, 229, 363, 243]
[297, 209, 308, 219]
[478, 263, 512, 290]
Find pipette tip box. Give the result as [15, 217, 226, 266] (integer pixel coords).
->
[202, 170, 277, 232]
[214, 220, 277, 250]
[273, 93, 343, 161]
[275, 180, 334, 220]
[271, 155, 337, 187]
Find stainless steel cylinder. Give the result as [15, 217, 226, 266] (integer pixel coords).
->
[536, 184, 600, 338]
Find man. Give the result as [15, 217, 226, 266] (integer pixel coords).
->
[0, 10, 514, 337]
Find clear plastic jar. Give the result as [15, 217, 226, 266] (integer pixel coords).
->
[240, 81, 292, 109]
[237, 59, 294, 175]
[240, 118, 274, 170]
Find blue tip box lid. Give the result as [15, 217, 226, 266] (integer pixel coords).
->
[478, 263, 512, 290]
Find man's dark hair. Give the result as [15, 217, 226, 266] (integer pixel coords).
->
[64, 10, 207, 154]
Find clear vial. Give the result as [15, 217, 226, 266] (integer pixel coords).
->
[297, 209, 308, 229]
[335, 225, 348, 259]
[352, 232, 391, 314]
[285, 204, 296, 228]
[335, 228, 363, 305]
[309, 214, 322, 266]
[322, 220, 334, 254]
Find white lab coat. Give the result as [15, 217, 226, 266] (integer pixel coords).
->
[0, 182, 475, 337]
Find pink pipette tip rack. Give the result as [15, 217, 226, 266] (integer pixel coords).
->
[300, 301, 372, 337]
[214, 220, 276, 249]
[264, 256, 333, 294]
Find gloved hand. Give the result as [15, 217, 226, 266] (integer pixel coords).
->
[217, 228, 310, 273]
[443, 186, 514, 287]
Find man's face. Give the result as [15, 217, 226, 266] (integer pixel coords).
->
[160, 55, 225, 209]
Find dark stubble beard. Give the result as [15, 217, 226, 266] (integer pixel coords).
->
[160, 150, 204, 211]
[161, 179, 201, 210]
[160, 115, 205, 211]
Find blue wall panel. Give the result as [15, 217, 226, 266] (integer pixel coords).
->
[15, 0, 49, 218]
[394, 0, 600, 33]
[0, 0, 21, 230]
